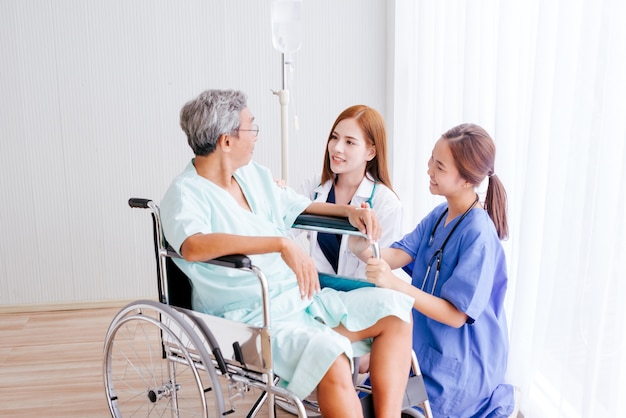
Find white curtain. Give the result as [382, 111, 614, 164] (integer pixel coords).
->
[391, 0, 626, 416]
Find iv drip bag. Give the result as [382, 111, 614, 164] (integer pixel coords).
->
[271, 0, 303, 55]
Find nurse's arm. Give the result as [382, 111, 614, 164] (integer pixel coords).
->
[348, 236, 407, 263]
[395, 280, 469, 328]
[365, 251, 469, 328]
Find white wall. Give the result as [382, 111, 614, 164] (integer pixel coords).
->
[0, 0, 389, 306]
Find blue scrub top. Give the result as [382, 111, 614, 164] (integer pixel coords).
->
[392, 203, 514, 417]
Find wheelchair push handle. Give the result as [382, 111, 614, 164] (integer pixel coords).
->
[128, 198, 152, 209]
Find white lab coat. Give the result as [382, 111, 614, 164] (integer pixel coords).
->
[295, 174, 405, 279]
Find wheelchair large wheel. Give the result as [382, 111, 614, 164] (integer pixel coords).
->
[103, 300, 225, 417]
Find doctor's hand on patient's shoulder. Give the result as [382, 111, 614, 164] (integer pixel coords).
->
[347, 202, 381, 242]
[279, 237, 320, 299]
[273, 177, 287, 189]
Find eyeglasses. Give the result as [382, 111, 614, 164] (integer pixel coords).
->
[234, 124, 259, 138]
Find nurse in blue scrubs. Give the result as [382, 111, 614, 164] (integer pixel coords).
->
[351, 123, 515, 418]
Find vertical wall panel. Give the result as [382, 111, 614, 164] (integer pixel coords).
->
[0, 0, 27, 302]
[0, 0, 387, 306]
[2, 1, 68, 304]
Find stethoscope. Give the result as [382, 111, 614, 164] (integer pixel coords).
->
[365, 180, 377, 208]
[315, 179, 377, 208]
[420, 194, 479, 295]
[314, 179, 378, 256]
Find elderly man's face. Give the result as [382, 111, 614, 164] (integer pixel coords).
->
[231, 108, 258, 165]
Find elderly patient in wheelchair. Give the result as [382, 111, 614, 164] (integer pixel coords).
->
[158, 88, 416, 418]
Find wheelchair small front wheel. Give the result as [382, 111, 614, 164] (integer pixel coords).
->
[102, 300, 222, 418]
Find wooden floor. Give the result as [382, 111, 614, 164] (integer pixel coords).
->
[0, 304, 294, 418]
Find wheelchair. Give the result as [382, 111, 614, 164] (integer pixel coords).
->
[102, 197, 433, 418]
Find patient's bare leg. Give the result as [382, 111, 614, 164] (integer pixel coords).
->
[335, 315, 412, 418]
[317, 354, 363, 418]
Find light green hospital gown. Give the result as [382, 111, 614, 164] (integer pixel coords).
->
[160, 160, 414, 398]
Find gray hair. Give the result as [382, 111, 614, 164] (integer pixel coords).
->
[179, 89, 247, 156]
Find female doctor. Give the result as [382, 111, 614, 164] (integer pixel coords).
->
[297, 105, 403, 279]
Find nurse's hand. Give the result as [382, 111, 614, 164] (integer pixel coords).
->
[365, 258, 397, 290]
[279, 238, 320, 299]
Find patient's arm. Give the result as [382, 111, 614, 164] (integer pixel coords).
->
[181, 232, 320, 299]
[180, 232, 287, 261]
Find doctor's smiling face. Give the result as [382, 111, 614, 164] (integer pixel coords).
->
[327, 117, 375, 178]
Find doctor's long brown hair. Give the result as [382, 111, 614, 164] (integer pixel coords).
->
[320, 105, 394, 192]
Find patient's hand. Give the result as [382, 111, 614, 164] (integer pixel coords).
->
[280, 238, 320, 299]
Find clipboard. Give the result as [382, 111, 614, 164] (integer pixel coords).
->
[318, 272, 375, 291]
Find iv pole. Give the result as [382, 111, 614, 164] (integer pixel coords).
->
[271, 0, 301, 184]
[272, 55, 290, 182]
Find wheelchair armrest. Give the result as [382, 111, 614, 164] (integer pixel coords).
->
[128, 198, 253, 270]
[293, 213, 356, 231]
[292, 213, 380, 259]
[292, 214, 364, 236]
[166, 247, 252, 269]
[203, 254, 251, 269]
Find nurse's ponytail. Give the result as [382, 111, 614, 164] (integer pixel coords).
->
[442, 123, 509, 240]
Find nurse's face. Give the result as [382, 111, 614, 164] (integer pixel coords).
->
[327, 118, 375, 177]
[427, 138, 466, 197]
